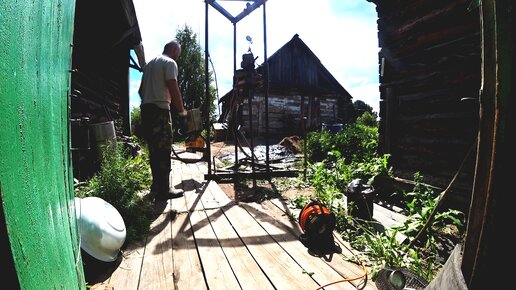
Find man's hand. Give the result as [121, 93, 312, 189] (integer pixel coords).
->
[178, 110, 188, 134]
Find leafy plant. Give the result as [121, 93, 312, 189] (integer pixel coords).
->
[306, 123, 378, 163]
[356, 111, 378, 127]
[75, 139, 154, 244]
[401, 173, 465, 242]
[298, 124, 464, 282]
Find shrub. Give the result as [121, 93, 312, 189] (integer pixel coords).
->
[75, 141, 154, 244]
[356, 111, 378, 127]
[306, 123, 378, 163]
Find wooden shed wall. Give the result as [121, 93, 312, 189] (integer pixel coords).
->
[267, 40, 320, 91]
[221, 34, 354, 138]
[240, 94, 340, 136]
[71, 0, 141, 134]
[70, 0, 141, 180]
[373, 0, 481, 208]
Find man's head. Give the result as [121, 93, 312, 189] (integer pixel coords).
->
[163, 40, 181, 60]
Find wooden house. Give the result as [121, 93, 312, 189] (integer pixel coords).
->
[370, 0, 481, 209]
[219, 34, 354, 138]
[70, 0, 144, 179]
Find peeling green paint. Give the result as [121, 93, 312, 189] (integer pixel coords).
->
[0, 0, 85, 289]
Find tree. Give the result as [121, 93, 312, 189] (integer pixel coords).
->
[175, 25, 217, 123]
[353, 100, 376, 120]
[353, 100, 374, 115]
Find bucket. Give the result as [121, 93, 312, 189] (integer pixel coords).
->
[321, 123, 343, 133]
[71, 117, 91, 150]
[89, 121, 116, 155]
[186, 108, 203, 132]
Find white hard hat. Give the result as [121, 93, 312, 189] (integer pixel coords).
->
[75, 197, 126, 262]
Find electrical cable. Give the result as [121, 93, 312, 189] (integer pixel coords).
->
[314, 232, 369, 290]
[207, 51, 221, 116]
[170, 135, 207, 164]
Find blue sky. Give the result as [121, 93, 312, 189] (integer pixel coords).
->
[130, 0, 379, 114]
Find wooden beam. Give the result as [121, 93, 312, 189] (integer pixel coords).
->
[461, 0, 514, 289]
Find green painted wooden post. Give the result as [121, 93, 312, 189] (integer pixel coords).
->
[0, 0, 86, 289]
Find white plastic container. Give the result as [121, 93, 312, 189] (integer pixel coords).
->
[75, 196, 126, 262]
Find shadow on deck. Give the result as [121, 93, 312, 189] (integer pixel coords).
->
[86, 157, 378, 290]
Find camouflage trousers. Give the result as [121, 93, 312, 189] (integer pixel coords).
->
[141, 103, 173, 193]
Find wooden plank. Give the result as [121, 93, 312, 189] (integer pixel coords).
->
[170, 160, 207, 290]
[201, 163, 300, 289]
[170, 210, 207, 289]
[197, 163, 273, 289]
[181, 162, 208, 212]
[204, 208, 274, 289]
[106, 240, 145, 290]
[171, 159, 189, 213]
[196, 163, 235, 208]
[189, 209, 241, 290]
[138, 211, 174, 290]
[180, 161, 242, 289]
[220, 204, 321, 289]
[183, 162, 233, 211]
[242, 201, 358, 290]
[199, 162, 373, 289]
[267, 198, 377, 290]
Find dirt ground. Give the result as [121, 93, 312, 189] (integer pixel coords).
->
[209, 135, 303, 158]
[217, 181, 315, 203]
[209, 138, 313, 202]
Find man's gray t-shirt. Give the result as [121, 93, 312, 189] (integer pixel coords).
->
[139, 54, 178, 109]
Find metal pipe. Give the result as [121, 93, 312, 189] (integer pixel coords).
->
[262, 2, 270, 174]
[205, 1, 212, 176]
[248, 75, 256, 187]
[233, 23, 238, 169]
[302, 95, 307, 180]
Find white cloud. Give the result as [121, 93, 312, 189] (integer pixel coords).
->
[131, 0, 380, 113]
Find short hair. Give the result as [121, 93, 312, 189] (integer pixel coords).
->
[163, 40, 181, 54]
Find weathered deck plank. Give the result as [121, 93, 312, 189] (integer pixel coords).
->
[221, 204, 321, 289]
[170, 161, 207, 289]
[106, 240, 145, 290]
[138, 211, 174, 290]
[204, 208, 275, 290]
[255, 199, 376, 290]
[104, 157, 378, 290]
[189, 208, 241, 290]
[242, 201, 358, 290]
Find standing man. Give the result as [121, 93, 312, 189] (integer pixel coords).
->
[139, 40, 187, 201]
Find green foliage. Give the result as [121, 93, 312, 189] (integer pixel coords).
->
[401, 172, 465, 242]
[291, 195, 310, 209]
[353, 100, 375, 119]
[356, 111, 378, 127]
[301, 125, 462, 282]
[131, 106, 141, 125]
[175, 25, 217, 122]
[313, 170, 465, 281]
[308, 154, 391, 205]
[130, 107, 145, 143]
[75, 141, 154, 244]
[306, 123, 378, 163]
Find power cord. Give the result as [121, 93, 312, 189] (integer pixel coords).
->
[314, 232, 369, 290]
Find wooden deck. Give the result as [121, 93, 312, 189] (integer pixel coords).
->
[95, 158, 379, 290]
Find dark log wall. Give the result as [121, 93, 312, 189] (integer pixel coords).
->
[71, 0, 141, 134]
[372, 0, 481, 209]
[70, 0, 141, 180]
[240, 95, 339, 136]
